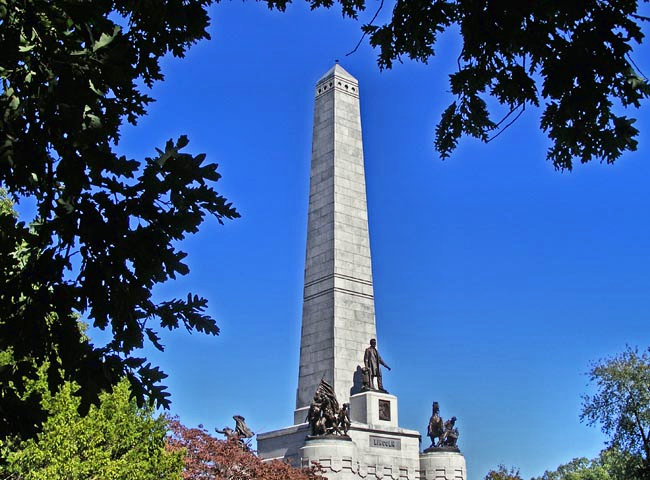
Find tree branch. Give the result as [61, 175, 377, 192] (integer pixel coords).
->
[493, 103, 524, 129]
[487, 104, 526, 143]
[627, 54, 649, 81]
[346, 0, 385, 57]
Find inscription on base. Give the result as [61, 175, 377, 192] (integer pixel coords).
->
[378, 399, 391, 421]
[369, 435, 401, 450]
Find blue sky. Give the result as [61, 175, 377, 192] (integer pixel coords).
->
[87, 3, 650, 479]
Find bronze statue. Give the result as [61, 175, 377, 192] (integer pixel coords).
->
[363, 338, 391, 392]
[307, 379, 351, 437]
[305, 390, 322, 436]
[233, 415, 254, 439]
[215, 426, 238, 441]
[439, 416, 459, 447]
[306, 392, 325, 436]
[360, 367, 371, 391]
[216, 415, 255, 450]
[424, 402, 460, 452]
[337, 403, 351, 435]
[427, 401, 444, 447]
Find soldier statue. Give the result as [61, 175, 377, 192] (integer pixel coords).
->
[439, 416, 459, 448]
[306, 379, 352, 438]
[337, 403, 351, 435]
[216, 415, 255, 450]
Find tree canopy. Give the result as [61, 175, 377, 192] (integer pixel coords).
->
[532, 456, 612, 480]
[531, 448, 645, 480]
[166, 419, 324, 480]
[3, 378, 183, 480]
[581, 346, 650, 477]
[0, 0, 238, 439]
[483, 465, 523, 480]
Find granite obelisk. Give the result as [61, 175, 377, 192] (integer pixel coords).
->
[294, 63, 377, 423]
[257, 65, 466, 480]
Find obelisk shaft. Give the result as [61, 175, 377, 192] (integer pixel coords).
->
[295, 65, 377, 422]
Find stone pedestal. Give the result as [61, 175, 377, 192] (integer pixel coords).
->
[418, 451, 467, 480]
[350, 390, 398, 428]
[347, 422, 421, 479]
[300, 437, 358, 480]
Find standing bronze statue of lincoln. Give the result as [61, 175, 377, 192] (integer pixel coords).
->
[363, 338, 391, 392]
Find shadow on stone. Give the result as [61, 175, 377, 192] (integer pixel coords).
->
[350, 366, 363, 396]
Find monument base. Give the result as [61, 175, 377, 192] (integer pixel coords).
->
[418, 450, 466, 480]
[300, 436, 359, 480]
[258, 422, 421, 479]
[259, 391, 422, 479]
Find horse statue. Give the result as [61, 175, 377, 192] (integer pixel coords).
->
[427, 401, 444, 448]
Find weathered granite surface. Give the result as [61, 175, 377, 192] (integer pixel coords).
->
[296, 64, 377, 416]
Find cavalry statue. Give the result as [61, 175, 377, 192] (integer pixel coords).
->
[425, 401, 460, 451]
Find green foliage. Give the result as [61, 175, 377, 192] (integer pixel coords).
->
[598, 447, 645, 480]
[532, 448, 645, 480]
[0, 188, 14, 216]
[534, 347, 650, 480]
[483, 464, 523, 480]
[3, 379, 183, 480]
[532, 457, 611, 480]
[302, 0, 650, 169]
[581, 346, 650, 472]
[0, 0, 238, 439]
[365, 0, 650, 169]
[0, 191, 79, 438]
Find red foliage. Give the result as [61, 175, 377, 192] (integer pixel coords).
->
[167, 418, 324, 480]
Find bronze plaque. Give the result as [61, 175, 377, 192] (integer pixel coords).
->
[378, 399, 391, 421]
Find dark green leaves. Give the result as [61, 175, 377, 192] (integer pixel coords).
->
[366, 0, 455, 69]
[318, 0, 650, 169]
[0, 0, 238, 441]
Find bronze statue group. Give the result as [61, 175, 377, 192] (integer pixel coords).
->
[426, 401, 459, 451]
[218, 339, 460, 451]
[306, 378, 351, 437]
[304, 339, 460, 451]
[215, 415, 255, 449]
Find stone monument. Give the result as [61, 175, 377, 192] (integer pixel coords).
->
[256, 64, 467, 480]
